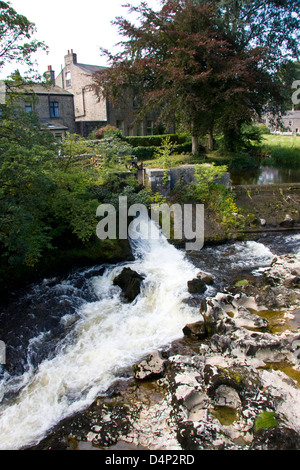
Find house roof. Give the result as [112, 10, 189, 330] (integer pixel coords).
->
[40, 120, 69, 131]
[75, 63, 107, 75]
[283, 110, 300, 118]
[22, 83, 73, 96]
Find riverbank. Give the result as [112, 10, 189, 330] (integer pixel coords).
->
[30, 239, 300, 450]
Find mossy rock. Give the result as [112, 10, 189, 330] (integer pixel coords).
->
[234, 279, 249, 288]
[254, 411, 278, 432]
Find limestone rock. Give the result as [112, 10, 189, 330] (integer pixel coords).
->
[133, 350, 167, 381]
[213, 385, 242, 409]
[280, 214, 295, 228]
[182, 320, 207, 340]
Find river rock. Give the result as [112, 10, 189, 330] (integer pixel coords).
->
[31, 243, 300, 452]
[133, 350, 167, 381]
[196, 272, 214, 285]
[280, 214, 295, 228]
[187, 278, 207, 294]
[113, 267, 145, 303]
[182, 320, 207, 340]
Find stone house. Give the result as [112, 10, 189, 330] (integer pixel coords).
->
[55, 50, 160, 137]
[264, 109, 300, 135]
[19, 69, 76, 140]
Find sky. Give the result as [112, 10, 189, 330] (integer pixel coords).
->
[1, 0, 162, 79]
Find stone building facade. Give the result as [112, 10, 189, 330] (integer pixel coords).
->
[264, 109, 300, 135]
[21, 74, 76, 140]
[55, 50, 160, 137]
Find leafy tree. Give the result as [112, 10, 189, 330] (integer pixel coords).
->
[93, 0, 300, 153]
[0, 1, 47, 71]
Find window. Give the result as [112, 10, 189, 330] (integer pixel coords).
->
[25, 104, 32, 113]
[289, 121, 293, 126]
[65, 71, 71, 88]
[49, 101, 59, 118]
[146, 120, 153, 135]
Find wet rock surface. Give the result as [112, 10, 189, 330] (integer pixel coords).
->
[31, 253, 300, 451]
[113, 267, 145, 303]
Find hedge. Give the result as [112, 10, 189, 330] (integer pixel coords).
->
[131, 142, 192, 160]
[126, 134, 188, 148]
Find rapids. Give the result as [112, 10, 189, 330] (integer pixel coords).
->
[0, 220, 299, 450]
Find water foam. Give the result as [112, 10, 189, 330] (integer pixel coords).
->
[0, 219, 200, 450]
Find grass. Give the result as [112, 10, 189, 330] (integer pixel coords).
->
[141, 133, 300, 169]
[142, 151, 231, 168]
[261, 134, 300, 166]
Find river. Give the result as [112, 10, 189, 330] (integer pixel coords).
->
[230, 165, 300, 185]
[0, 219, 299, 450]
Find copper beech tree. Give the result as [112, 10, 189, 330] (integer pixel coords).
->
[93, 0, 300, 153]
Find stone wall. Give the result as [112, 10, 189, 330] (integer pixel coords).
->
[143, 164, 231, 197]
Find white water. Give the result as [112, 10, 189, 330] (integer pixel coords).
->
[0, 216, 297, 450]
[0, 218, 200, 450]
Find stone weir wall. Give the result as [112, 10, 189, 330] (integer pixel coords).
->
[140, 167, 300, 240]
[232, 183, 300, 230]
[141, 164, 230, 197]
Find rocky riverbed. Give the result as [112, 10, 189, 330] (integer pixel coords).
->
[31, 249, 300, 451]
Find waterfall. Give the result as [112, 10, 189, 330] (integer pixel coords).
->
[0, 217, 200, 450]
[0, 213, 298, 450]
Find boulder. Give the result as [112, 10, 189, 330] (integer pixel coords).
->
[280, 214, 295, 228]
[113, 267, 144, 303]
[196, 272, 214, 285]
[133, 350, 167, 381]
[187, 278, 207, 294]
[182, 320, 207, 340]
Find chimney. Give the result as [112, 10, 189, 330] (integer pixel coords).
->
[64, 49, 77, 66]
[45, 65, 55, 84]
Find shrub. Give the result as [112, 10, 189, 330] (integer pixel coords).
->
[93, 125, 123, 140]
[126, 134, 187, 148]
[131, 146, 157, 160]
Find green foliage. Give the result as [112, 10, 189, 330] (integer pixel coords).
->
[60, 132, 95, 158]
[94, 0, 300, 153]
[254, 411, 278, 432]
[194, 164, 229, 201]
[0, 142, 57, 266]
[0, 1, 47, 70]
[93, 125, 123, 140]
[0, 103, 56, 149]
[131, 145, 157, 160]
[219, 123, 265, 154]
[154, 136, 175, 185]
[261, 135, 300, 167]
[96, 135, 133, 167]
[172, 163, 243, 231]
[126, 134, 187, 148]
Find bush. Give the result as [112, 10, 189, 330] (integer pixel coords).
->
[131, 146, 157, 160]
[93, 125, 123, 140]
[131, 142, 192, 161]
[126, 134, 188, 148]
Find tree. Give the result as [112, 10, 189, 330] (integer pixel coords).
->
[93, 0, 300, 153]
[0, 1, 47, 71]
